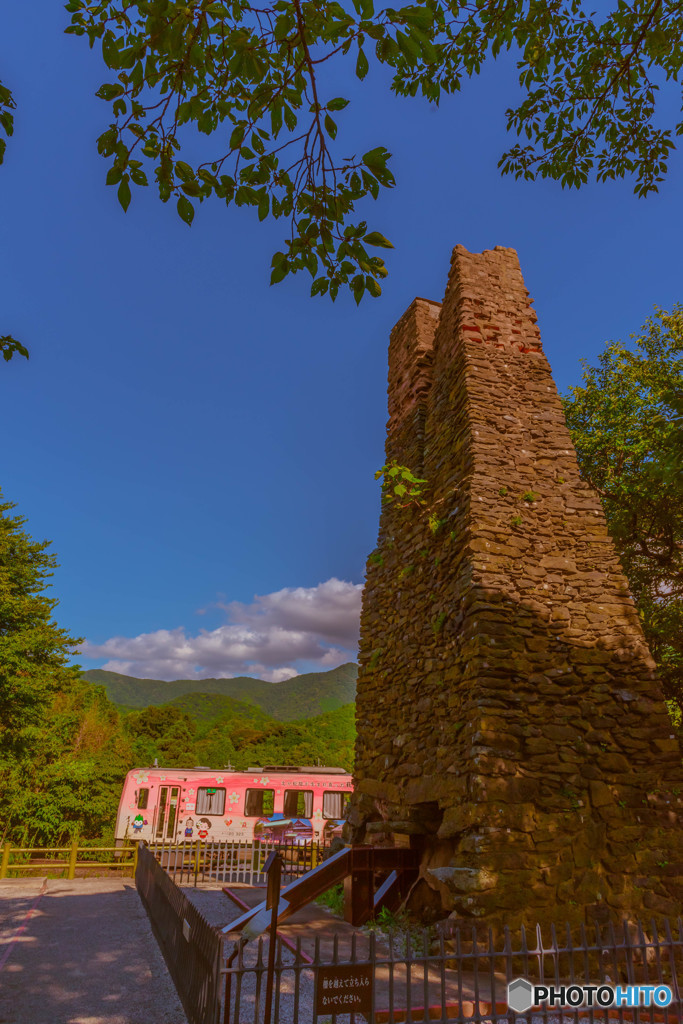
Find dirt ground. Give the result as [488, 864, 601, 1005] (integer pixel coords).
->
[0, 877, 187, 1024]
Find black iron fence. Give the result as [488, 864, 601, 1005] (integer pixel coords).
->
[149, 837, 328, 886]
[136, 842, 223, 1024]
[135, 838, 683, 1023]
[221, 917, 683, 1023]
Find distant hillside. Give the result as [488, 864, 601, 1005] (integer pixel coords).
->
[165, 692, 274, 729]
[83, 662, 358, 720]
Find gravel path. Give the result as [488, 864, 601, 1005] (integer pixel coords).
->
[0, 877, 186, 1024]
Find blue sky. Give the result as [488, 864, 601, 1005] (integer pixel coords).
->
[2, 3, 681, 681]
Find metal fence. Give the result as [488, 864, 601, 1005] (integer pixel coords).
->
[136, 842, 223, 1024]
[149, 837, 328, 886]
[221, 917, 683, 1024]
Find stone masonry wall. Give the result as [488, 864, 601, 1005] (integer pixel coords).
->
[350, 245, 683, 934]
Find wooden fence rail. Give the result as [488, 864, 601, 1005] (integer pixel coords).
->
[0, 842, 138, 879]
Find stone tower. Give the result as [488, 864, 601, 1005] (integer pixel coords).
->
[350, 245, 683, 933]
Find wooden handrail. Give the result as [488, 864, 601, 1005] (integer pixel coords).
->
[222, 846, 351, 933]
[221, 845, 421, 933]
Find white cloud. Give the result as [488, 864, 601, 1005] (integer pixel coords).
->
[81, 578, 362, 682]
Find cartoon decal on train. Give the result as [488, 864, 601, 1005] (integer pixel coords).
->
[114, 764, 353, 845]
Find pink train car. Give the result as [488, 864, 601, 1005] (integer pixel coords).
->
[114, 764, 353, 845]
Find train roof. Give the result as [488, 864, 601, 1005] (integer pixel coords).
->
[247, 765, 348, 774]
[126, 764, 350, 776]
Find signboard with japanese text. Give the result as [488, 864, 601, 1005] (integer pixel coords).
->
[315, 963, 373, 1014]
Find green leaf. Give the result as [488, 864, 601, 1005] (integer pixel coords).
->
[175, 161, 194, 182]
[356, 48, 369, 80]
[363, 231, 393, 248]
[117, 177, 131, 212]
[362, 146, 389, 171]
[327, 97, 350, 111]
[283, 106, 297, 131]
[270, 103, 283, 135]
[229, 124, 245, 149]
[270, 264, 288, 285]
[101, 31, 118, 67]
[310, 277, 329, 296]
[95, 83, 124, 101]
[177, 195, 195, 225]
[130, 167, 148, 186]
[0, 335, 29, 362]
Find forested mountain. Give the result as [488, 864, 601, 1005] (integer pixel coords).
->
[165, 692, 274, 728]
[82, 662, 357, 719]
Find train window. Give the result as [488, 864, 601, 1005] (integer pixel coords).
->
[137, 788, 149, 810]
[323, 791, 351, 819]
[284, 790, 313, 818]
[196, 787, 226, 815]
[245, 789, 275, 816]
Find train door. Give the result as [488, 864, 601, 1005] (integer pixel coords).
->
[155, 785, 180, 839]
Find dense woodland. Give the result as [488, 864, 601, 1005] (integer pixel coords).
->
[1, 310, 681, 848]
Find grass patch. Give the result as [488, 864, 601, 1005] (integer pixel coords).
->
[315, 882, 345, 917]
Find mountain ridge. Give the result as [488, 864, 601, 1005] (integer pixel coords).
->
[82, 662, 358, 721]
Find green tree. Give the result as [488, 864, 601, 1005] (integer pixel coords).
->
[3, 1, 682, 308]
[0, 493, 84, 759]
[193, 728, 239, 769]
[563, 307, 683, 717]
[124, 703, 198, 765]
[0, 493, 130, 844]
[125, 702, 194, 741]
[1, 683, 131, 845]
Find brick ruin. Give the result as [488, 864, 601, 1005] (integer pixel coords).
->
[349, 244, 683, 933]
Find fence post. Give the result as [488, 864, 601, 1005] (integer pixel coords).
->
[194, 840, 201, 887]
[263, 851, 282, 1024]
[67, 840, 78, 879]
[0, 843, 10, 879]
[132, 842, 139, 877]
